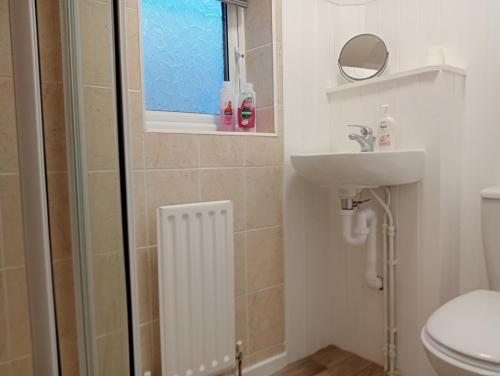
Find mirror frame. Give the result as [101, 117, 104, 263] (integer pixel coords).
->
[338, 33, 389, 82]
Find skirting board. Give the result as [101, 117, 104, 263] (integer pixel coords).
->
[243, 352, 288, 376]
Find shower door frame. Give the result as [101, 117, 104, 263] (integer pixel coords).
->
[58, 0, 141, 374]
[8, 0, 60, 374]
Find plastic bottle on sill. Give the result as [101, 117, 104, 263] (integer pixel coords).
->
[237, 83, 256, 132]
[219, 81, 236, 132]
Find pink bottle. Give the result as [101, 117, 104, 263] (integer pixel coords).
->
[238, 83, 256, 131]
[219, 82, 235, 132]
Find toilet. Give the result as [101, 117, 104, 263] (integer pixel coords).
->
[421, 187, 500, 375]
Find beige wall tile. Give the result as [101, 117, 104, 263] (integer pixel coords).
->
[200, 168, 246, 231]
[246, 45, 274, 108]
[144, 133, 198, 169]
[247, 285, 284, 354]
[199, 136, 245, 168]
[151, 320, 161, 375]
[0, 175, 25, 268]
[42, 83, 67, 172]
[96, 331, 130, 376]
[137, 249, 152, 323]
[53, 259, 78, 343]
[256, 107, 275, 134]
[80, 0, 113, 86]
[5, 268, 32, 359]
[0, 272, 7, 363]
[59, 342, 80, 376]
[247, 227, 283, 291]
[129, 91, 145, 169]
[245, 167, 283, 229]
[245, 0, 273, 50]
[139, 323, 153, 374]
[0, 79, 19, 173]
[37, 0, 63, 82]
[245, 134, 283, 167]
[88, 172, 123, 254]
[47, 173, 72, 260]
[234, 232, 247, 296]
[149, 247, 159, 320]
[84, 86, 119, 171]
[0, 0, 12, 78]
[126, 8, 142, 90]
[0, 362, 10, 376]
[9, 357, 33, 376]
[133, 172, 148, 247]
[93, 253, 128, 335]
[245, 343, 285, 367]
[145, 170, 200, 243]
[235, 295, 248, 346]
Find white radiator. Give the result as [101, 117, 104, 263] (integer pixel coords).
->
[157, 201, 236, 376]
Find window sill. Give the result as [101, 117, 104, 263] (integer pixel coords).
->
[145, 111, 278, 137]
[145, 123, 278, 137]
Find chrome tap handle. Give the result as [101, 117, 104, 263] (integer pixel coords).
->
[346, 124, 373, 137]
[346, 124, 375, 152]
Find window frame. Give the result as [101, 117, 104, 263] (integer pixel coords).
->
[139, 2, 246, 133]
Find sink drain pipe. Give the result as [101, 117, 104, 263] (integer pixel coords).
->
[339, 188, 398, 375]
[340, 207, 383, 290]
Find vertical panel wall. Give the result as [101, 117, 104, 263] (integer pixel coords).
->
[327, 72, 465, 375]
[283, 1, 499, 375]
[282, 0, 337, 363]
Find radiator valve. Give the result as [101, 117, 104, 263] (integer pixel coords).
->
[236, 341, 244, 376]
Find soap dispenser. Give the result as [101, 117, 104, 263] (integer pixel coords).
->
[377, 104, 397, 151]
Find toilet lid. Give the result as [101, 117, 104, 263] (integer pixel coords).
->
[426, 290, 500, 365]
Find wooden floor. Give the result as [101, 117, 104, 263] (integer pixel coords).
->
[271, 345, 385, 376]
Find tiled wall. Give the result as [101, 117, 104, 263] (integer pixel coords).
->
[124, 0, 285, 373]
[244, 0, 276, 133]
[0, 0, 35, 375]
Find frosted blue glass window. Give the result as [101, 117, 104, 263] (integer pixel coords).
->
[142, 0, 225, 115]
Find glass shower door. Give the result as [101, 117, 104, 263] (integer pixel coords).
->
[36, 0, 133, 374]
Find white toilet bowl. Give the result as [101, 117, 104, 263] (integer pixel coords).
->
[421, 290, 500, 376]
[422, 188, 500, 375]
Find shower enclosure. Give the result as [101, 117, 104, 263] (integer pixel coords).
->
[8, 0, 138, 374]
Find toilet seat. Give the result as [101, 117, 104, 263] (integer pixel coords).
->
[422, 290, 500, 374]
[422, 328, 500, 374]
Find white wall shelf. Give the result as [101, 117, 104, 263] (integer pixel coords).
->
[326, 65, 466, 95]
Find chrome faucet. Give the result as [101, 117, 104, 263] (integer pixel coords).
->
[346, 125, 376, 152]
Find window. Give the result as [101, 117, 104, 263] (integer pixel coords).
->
[141, 0, 245, 132]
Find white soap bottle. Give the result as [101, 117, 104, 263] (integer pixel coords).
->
[377, 104, 397, 151]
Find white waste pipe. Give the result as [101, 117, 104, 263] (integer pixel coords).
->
[364, 209, 382, 290]
[340, 208, 382, 290]
[340, 209, 368, 246]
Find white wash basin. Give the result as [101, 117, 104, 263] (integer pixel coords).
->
[291, 150, 426, 188]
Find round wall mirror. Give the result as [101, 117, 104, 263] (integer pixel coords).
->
[338, 34, 389, 82]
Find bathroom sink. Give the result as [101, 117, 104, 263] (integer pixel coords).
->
[291, 150, 425, 188]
